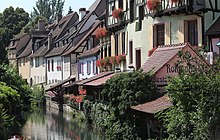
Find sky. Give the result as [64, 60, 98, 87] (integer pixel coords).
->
[0, 0, 95, 15]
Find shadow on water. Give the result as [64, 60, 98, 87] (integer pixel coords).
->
[17, 107, 105, 140]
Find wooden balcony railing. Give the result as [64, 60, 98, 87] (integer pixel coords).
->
[146, 0, 192, 17]
[107, 10, 129, 28]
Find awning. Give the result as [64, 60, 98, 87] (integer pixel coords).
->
[84, 73, 116, 86]
[131, 95, 173, 114]
[77, 71, 114, 85]
[45, 76, 76, 91]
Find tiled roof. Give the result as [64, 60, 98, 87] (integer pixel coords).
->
[78, 45, 100, 59]
[84, 73, 116, 86]
[29, 45, 49, 58]
[63, 21, 100, 55]
[17, 40, 32, 58]
[141, 43, 186, 73]
[206, 16, 220, 35]
[64, 71, 114, 88]
[45, 43, 70, 58]
[88, 0, 106, 17]
[131, 95, 173, 114]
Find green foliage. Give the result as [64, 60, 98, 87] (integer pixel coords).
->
[0, 64, 31, 106]
[0, 105, 15, 139]
[159, 51, 220, 140]
[85, 71, 160, 140]
[31, 0, 65, 23]
[0, 6, 29, 63]
[30, 85, 45, 107]
[20, 15, 48, 33]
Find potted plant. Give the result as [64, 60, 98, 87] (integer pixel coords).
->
[146, 0, 160, 12]
[109, 56, 116, 65]
[112, 8, 123, 19]
[115, 54, 126, 64]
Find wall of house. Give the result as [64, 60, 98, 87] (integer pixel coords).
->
[18, 57, 31, 84]
[78, 56, 97, 80]
[30, 57, 46, 85]
[62, 56, 71, 80]
[127, 17, 154, 70]
[46, 56, 62, 85]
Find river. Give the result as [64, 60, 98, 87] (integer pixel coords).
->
[15, 107, 104, 140]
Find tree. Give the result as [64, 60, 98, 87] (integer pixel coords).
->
[31, 0, 65, 23]
[159, 51, 220, 140]
[86, 71, 160, 140]
[0, 7, 29, 63]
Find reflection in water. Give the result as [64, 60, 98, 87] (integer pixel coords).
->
[20, 108, 104, 140]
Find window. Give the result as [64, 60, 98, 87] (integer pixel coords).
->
[35, 57, 40, 67]
[115, 34, 119, 56]
[122, 32, 126, 54]
[129, 41, 133, 64]
[23, 58, 25, 66]
[153, 24, 165, 47]
[185, 20, 198, 46]
[93, 60, 96, 74]
[51, 59, 54, 71]
[87, 61, 91, 75]
[81, 62, 84, 75]
[136, 49, 141, 70]
[78, 62, 81, 74]
[130, 0, 135, 23]
[108, 45, 111, 57]
[104, 46, 108, 57]
[119, 0, 123, 9]
[30, 58, 33, 68]
[108, 0, 115, 15]
[48, 60, 50, 71]
[57, 59, 62, 71]
[138, 5, 144, 31]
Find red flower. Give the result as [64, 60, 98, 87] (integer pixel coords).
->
[96, 60, 101, 67]
[79, 89, 86, 95]
[109, 56, 116, 65]
[95, 27, 108, 38]
[112, 8, 123, 19]
[75, 95, 84, 103]
[146, 0, 159, 11]
[115, 54, 126, 64]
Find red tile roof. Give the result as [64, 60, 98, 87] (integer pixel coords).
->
[131, 95, 173, 114]
[141, 43, 187, 73]
[84, 73, 116, 86]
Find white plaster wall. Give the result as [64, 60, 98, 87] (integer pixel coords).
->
[47, 56, 62, 84]
[30, 57, 46, 85]
[78, 56, 97, 80]
[126, 16, 154, 70]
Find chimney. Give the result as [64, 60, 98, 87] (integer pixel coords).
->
[48, 33, 52, 50]
[79, 8, 86, 21]
[38, 19, 46, 31]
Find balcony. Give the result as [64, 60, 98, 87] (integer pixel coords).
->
[107, 10, 129, 29]
[146, 0, 204, 17]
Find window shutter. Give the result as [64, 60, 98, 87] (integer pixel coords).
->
[111, 34, 115, 56]
[153, 24, 157, 47]
[197, 17, 202, 44]
[178, 20, 185, 43]
[165, 22, 171, 45]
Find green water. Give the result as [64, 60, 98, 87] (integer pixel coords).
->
[17, 108, 104, 140]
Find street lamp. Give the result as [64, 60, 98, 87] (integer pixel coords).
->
[216, 42, 220, 56]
